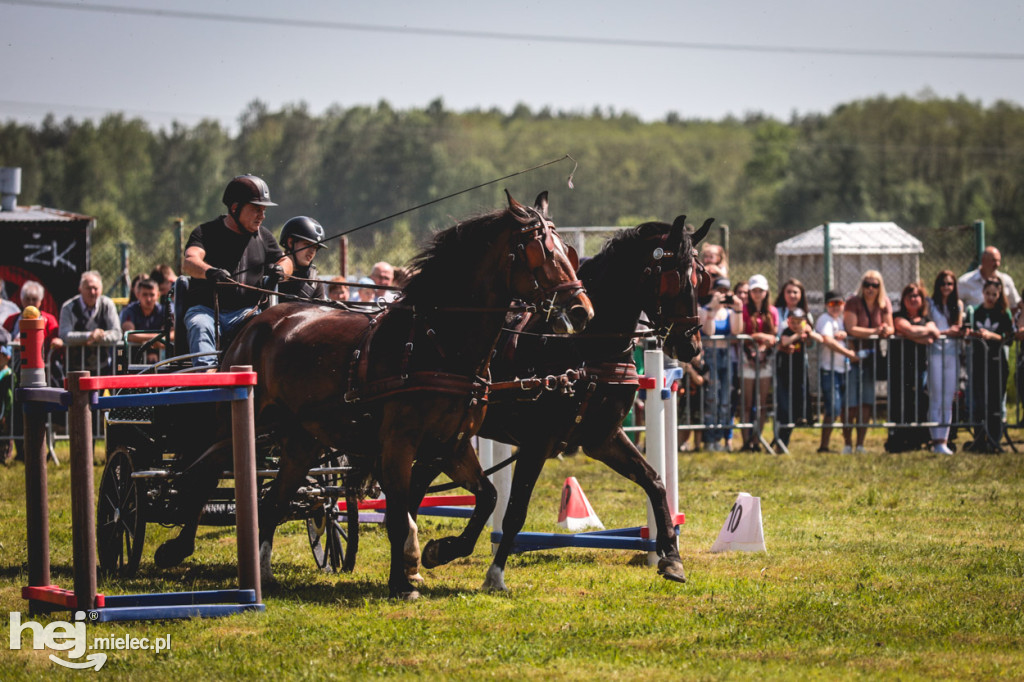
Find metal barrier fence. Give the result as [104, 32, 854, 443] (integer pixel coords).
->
[675, 334, 1020, 454]
[3, 335, 166, 462]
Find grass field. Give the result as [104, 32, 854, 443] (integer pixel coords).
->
[2, 429, 1023, 680]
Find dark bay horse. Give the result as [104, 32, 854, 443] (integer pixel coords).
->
[154, 192, 593, 600]
[408, 216, 711, 591]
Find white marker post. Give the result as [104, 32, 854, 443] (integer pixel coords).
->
[643, 346, 666, 566]
[710, 492, 766, 553]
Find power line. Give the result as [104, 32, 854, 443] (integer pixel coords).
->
[6, 0, 1024, 62]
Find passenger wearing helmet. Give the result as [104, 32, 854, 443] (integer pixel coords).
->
[182, 174, 293, 366]
[277, 216, 327, 300]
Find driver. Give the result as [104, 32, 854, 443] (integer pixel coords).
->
[182, 174, 293, 366]
[277, 216, 328, 300]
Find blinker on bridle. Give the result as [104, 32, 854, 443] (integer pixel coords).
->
[513, 206, 583, 320]
[644, 233, 710, 341]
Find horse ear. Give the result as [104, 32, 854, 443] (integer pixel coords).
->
[534, 191, 549, 217]
[669, 215, 686, 250]
[505, 189, 530, 220]
[690, 217, 714, 245]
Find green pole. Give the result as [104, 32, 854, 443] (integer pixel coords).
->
[823, 222, 832, 292]
[973, 220, 985, 271]
[174, 219, 184, 273]
[118, 242, 130, 298]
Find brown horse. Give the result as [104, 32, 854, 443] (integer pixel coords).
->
[155, 192, 592, 600]
[406, 215, 711, 591]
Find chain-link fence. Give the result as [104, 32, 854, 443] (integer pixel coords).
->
[91, 222, 185, 302]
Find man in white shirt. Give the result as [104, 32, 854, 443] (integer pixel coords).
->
[958, 246, 1020, 311]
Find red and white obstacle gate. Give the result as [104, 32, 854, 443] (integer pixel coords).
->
[484, 347, 684, 560]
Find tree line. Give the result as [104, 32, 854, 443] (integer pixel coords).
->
[2, 94, 1023, 286]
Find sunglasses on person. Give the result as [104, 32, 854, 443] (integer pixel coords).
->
[827, 300, 844, 307]
[940, 280, 955, 287]
[862, 280, 880, 289]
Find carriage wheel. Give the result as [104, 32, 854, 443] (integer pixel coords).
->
[97, 447, 146, 577]
[306, 453, 358, 572]
[306, 506, 348, 572]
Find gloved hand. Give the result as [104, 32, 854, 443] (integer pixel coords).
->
[266, 263, 286, 283]
[205, 267, 232, 284]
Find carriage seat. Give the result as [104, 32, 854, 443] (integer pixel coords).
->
[172, 275, 192, 357]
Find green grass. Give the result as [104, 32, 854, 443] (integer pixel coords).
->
[2, 433, 1023, 680]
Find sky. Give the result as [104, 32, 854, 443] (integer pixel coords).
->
[2, 0, 1024, 133]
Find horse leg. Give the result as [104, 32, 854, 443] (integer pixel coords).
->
[153, 451, 226, 568]
[583, 427, 687, 583]
[482, 444, 547, 592]
[379, 439, 420, 600]
[420, 438, 497, 570]
[257, 426, 322, 583]
[403, 459, 445, 583]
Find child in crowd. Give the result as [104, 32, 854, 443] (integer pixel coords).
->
[677, 354, 708, 452]
[774, 308, 820, 448]
[814, 291, 860, 453]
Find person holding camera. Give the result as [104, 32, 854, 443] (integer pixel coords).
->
[700, 276, 735, 451]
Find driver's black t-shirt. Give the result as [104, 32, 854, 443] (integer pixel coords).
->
[185, 216, 285, 310]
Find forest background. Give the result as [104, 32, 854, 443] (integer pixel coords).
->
[2, 93, 1023, 289]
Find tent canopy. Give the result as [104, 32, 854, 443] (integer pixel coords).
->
[775, 222, 924, 257]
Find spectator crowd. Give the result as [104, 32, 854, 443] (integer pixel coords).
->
[1, 174, 1021, 463]
[679, 244, 1024, 456]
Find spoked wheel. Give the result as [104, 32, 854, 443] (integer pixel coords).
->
[97, 447, 146, 577]
[306, 507, 348, 573]
[306, 454, 358, 572]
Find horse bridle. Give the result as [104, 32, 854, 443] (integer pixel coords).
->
[643, 233, 711, 340]
[513, 206, 585, 319]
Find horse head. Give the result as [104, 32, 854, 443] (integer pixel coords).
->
[635, 215, 714, 362]
[504, 190, 593, 334]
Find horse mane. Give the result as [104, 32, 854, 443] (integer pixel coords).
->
[401, 208, 510, 305]
[579, 220, 684, 286]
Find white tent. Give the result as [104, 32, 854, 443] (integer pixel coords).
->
[775, 222, 923, 306]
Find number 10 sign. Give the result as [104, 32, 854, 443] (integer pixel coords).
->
[711, 492, 766, 553]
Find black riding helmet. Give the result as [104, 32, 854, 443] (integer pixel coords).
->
[280, 216, 327, 250]
[222, 174, 277, 224]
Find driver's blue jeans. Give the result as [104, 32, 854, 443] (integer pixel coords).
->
[184, 305, 255, 367]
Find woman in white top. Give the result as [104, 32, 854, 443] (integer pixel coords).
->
[927, 270, 964, 454]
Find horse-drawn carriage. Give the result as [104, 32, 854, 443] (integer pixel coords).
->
[97, 280, 364, 578]
[95, 191, 709, 599]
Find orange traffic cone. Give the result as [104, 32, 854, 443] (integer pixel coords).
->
[556, 477, 604, 531]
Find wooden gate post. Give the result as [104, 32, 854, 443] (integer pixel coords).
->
[67, 371, 97, 610]
[229, 365, 261, 603]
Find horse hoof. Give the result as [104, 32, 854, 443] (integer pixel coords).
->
[657, 558, 687, 584]
[259, 541, 275, 583]
[392, 589, 420, 602]
[420, 539, 441, 569]
[481, 564, 508, 592]
[153, 539, 193, 569]
[407, 571, 426, 584]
